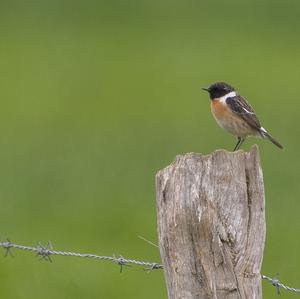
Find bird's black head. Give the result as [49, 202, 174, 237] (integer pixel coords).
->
[202, 82, 235, 99]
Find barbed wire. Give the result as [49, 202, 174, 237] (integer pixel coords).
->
[0, 239, 162, 272]
[261, 275, 300, 295]
[0, 239, 299, 295]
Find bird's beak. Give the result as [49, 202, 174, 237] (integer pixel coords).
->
[202, 87, 209, 92]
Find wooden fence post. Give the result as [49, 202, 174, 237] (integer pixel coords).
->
[156, 145, 266, 299]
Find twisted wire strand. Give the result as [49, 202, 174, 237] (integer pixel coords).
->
[0, 240, 163, 270]
[261, 274, 300, 294]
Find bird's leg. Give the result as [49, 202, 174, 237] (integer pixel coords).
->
[233, 137, 241, 151]
[233, 137, 245, 151]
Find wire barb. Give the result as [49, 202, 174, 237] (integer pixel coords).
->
[114, 255, 131, 273]
[36, 241, 53, 262]
[1, 239, 14, 257]
[144, 263, 163, 273]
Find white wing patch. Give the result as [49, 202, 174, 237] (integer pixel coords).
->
[260, 127, 267, 133]
[242, 107, 255, 114]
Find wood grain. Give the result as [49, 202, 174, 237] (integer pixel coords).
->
[156, 145, 265, 299]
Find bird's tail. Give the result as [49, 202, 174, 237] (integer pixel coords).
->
[260, 127, 284, 149]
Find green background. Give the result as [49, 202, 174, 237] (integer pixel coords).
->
[0, 0, 299, 298]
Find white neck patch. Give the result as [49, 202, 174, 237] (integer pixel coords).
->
[217, 91, 236, 104]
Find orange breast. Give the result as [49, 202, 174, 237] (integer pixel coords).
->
[211, 100, 230, 119]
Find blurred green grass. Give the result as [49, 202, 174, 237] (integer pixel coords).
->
[0, 0, 299, 298]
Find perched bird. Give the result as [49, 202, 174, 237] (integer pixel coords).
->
[202, 82, 283, 151]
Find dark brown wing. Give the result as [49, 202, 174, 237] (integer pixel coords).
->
[226, 95, 261, 130]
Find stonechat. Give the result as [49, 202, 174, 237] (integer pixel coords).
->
[202, 82, 283, 151]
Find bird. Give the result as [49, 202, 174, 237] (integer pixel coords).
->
[202, 82, 284, 151]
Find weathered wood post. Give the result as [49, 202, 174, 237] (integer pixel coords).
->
[156, 145, 266, 299]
